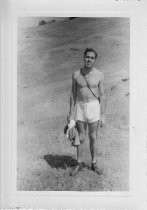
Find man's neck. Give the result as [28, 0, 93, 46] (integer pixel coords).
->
[82, 66, 93, 75]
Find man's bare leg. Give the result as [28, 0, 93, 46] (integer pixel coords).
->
[88, 121, 99, 163]
[76, 120, 87, 163]
[70, 120, 87, 176]
[88, 121, 102, 174]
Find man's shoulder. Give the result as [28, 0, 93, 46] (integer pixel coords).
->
[72, 69, 80, 78]
[94, 68, 103, 74]
[94, 68, 104, 80]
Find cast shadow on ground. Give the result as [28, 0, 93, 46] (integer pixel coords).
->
[44, 154, 77, 169]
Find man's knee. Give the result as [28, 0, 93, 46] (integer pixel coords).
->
[79, 134, 85, 144]
[89, 133, 97, 142]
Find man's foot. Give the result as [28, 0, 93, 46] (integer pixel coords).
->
[91, 162, 103, 175]
[70, 162, 83, 176]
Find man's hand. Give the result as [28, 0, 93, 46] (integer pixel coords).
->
[67, 115, 74, 123]
[99, 114, 105, 128]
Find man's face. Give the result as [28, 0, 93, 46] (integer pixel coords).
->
[84, 51, 96, 68]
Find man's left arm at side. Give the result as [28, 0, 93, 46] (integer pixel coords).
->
[99, 80, 106, 126]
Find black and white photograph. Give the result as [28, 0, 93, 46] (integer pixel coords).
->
[1, 0, 147, 209]
[17, 17, 130, 191]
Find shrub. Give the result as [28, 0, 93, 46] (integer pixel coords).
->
[39, 20, 47, 26]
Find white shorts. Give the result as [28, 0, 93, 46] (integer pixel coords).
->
[75, 100, 100, 123]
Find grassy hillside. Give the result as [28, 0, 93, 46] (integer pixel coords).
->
[17, 17, 130, 191]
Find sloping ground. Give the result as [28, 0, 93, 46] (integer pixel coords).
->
[17, 17, 130, 191]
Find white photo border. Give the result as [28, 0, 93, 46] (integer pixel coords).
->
[1, 0, 147, 209]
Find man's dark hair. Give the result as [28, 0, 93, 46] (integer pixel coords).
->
[84, 48, 97, 59]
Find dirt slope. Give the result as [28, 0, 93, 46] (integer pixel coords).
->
[17, 17, 130, 191]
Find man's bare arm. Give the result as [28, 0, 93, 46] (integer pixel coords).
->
[99, 80, 106, 115]
[68, 73, 77, 120]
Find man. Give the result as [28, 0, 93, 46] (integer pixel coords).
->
[68, 48, 106, 176]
